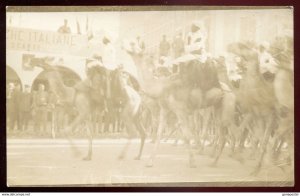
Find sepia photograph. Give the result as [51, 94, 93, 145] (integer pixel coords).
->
[6, 6, 294, 187]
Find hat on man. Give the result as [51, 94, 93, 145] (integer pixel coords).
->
[259, 41, 270, 50]
[86, 55, 103, 68]
[122, 39, 141, 54]
[92, 52, 102, 62]
[192, 20, 205, 30]
[102, 30, 116, 44]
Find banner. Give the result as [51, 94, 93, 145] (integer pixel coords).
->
[6, 27, 89, 56]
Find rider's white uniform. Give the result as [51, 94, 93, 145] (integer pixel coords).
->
[102, 42, 118, 70]
[119, 39, 141, 80]
[173, 28, 207, 65]
[185, 30, 207, 54]
[258, 51, 278, 74]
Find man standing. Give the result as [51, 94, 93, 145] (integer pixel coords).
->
[7, 83, 14, 131]
[57, 19, 71, 34]
[34, 84, 48, 134]
[8, 83, 22, 132]
[136, 36, 145, 53]
[101, 33, 118, 99]
[172, 32, 185, 73]
[159, 35, 170, 57]
[172, 32, 185, 58]
[19, 85, 32, 132]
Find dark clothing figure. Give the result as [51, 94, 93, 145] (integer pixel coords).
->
[7, 86, 14, 130]
[58, 19, 71, 34]
[19, 91, 32, 131]
[172, 36, 185, 58]
[34, 90, 48, 133]
[159, 37, 171, 57]
[58, 26, 71, 34]
[137, 37, 145, 52]
[9, 88, 22, 131]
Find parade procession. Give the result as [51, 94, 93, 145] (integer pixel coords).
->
[6, 7, 294, 186]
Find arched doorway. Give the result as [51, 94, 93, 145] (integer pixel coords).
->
[31, 66, 82, 126]
[6, 66, 23, 90]
[32, 66, 82, 91]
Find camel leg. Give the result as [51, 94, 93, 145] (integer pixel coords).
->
[118, 120, 134, 160]
[211, 126, 227, 167]
[199, 108, 212, 153]
[210, 130, 219, 158]
[51, 110, 56, 139]
[272, 136, 284, 162]
[285, 129, 294, 169]
[235, 113, 253, 154]
[272, 116, 293, 167]
[134, 120, 146, 160]
[211, 91, 236, 166]
[83, 120, 93, 161]
[251, 116, 274, 176]
[182, 123, 197, 168]
[175, 109, 196, 168]
[163, 125, 178, 143]
[229, 133, 236, 156]
[229, 126, 245, 164]
[63, 113, 88, 158]
[249, 138, 259, 160]
[238, 128, 249, 153]
[146, 108, 167, 167]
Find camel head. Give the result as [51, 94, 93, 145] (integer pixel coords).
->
[269, 36, 293, 70]
[29, 56, 54, 71]
[122, 39, 144, 66]
[227, 42, 259, 76]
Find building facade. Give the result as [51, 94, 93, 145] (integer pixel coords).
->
[7, 9, 293, 89]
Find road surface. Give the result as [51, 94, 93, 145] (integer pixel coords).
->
[7, 138, 293, 187]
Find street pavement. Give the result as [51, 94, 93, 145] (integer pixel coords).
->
[7, 138, 294, 187]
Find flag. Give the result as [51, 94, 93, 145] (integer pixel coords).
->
[87, 26, 94, 41]
[86, 15, 89, 33]
[86, 15, 94, 41]
[76, 19, 81, 35]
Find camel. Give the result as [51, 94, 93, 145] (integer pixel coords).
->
[109, 68, 146, 160]
[31, 58, 106, 160]
[226, 42, 286, 175]
[125, 42, 237, 168]
[31, 57, 147, 161]
[267, 36, 294, 171]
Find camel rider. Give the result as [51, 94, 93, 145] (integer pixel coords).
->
[83, 56, 108, 111]
[172, 21, 208, 74]
[175, 21, 222, 107]
[85, 52, 103, 79]
[258, 41, 278, 80]
[186, 20, 207, 60]
[79, 54, 108, 111]
[119, 39, 141, 91]
[101, 32, 118, 99]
